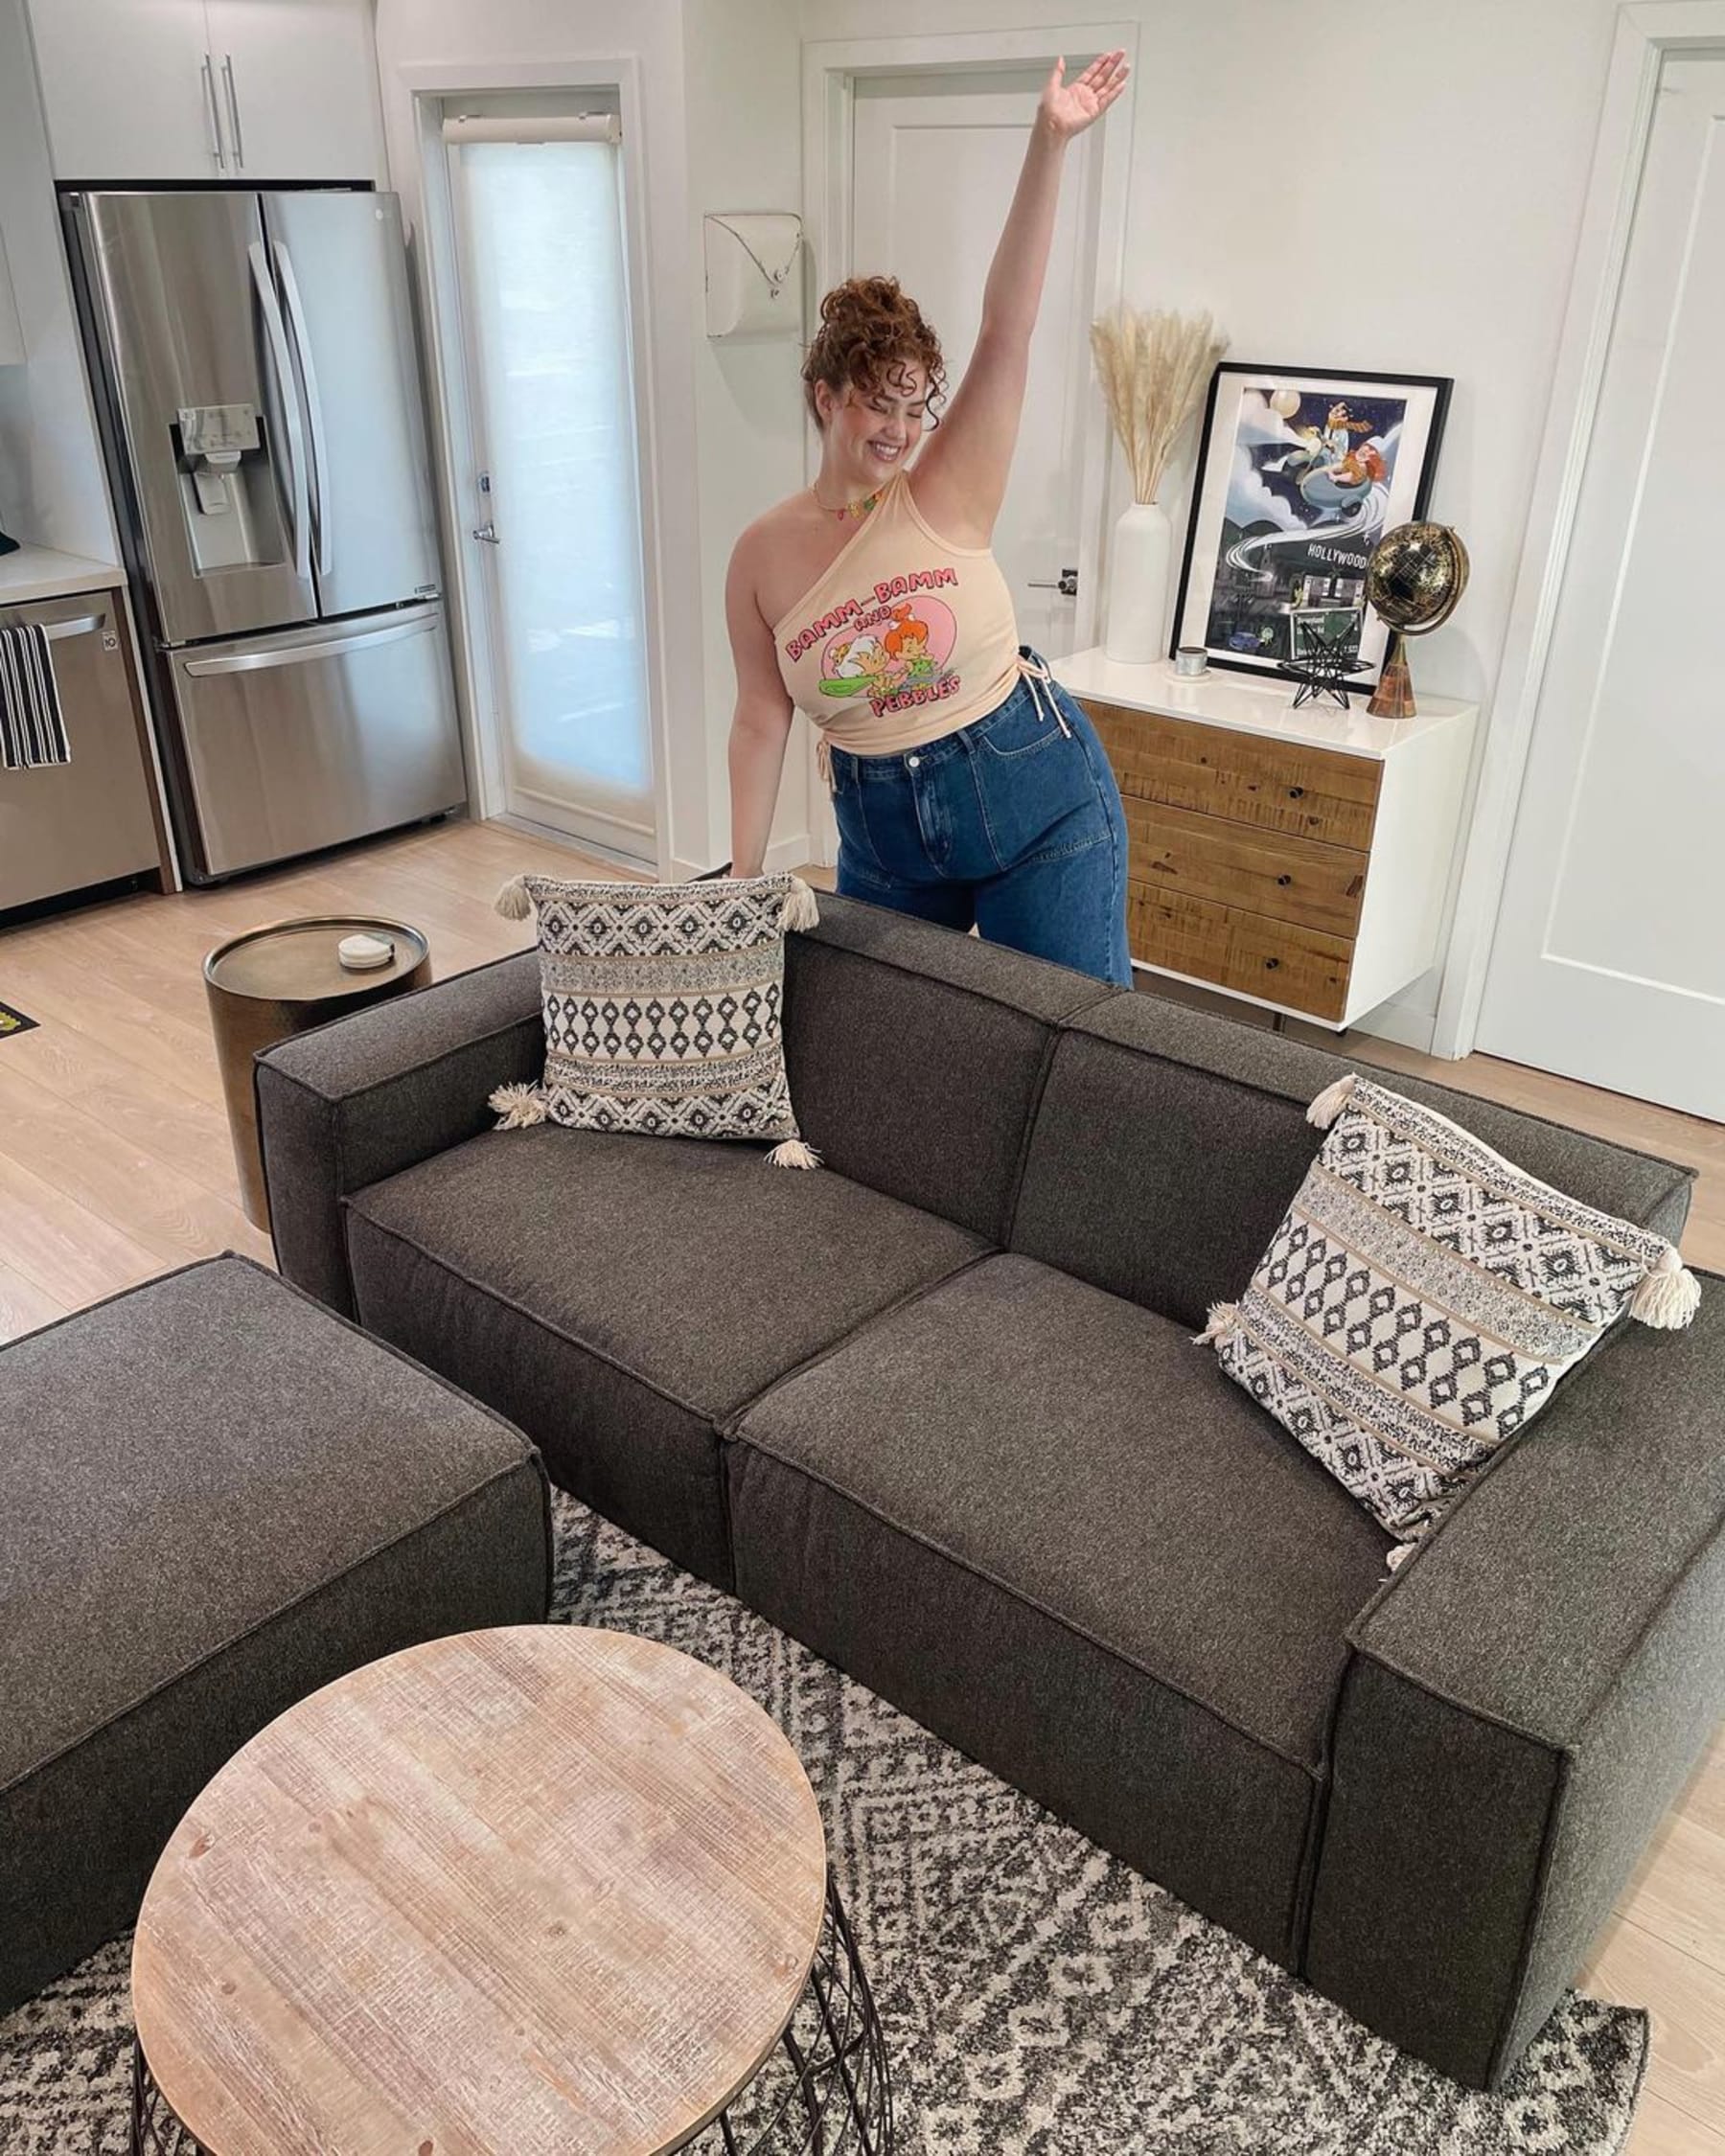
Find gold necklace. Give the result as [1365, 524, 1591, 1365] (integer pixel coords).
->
[811, 482, 884, 523]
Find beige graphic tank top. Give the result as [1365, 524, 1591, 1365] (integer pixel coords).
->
[772, 471, 1025, 774]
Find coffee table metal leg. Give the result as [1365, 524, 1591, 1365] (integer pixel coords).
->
[130, 2041, 205, 2156]
[128, 1881, 891, 2156]
[718, 1877, 892, 2152]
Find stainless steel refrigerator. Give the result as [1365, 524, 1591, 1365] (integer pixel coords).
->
[64, 189, 466, 882]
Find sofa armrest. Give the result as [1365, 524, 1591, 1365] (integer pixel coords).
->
[1303, 1277, 1725, 2088]
[255, 950, 542, 1317]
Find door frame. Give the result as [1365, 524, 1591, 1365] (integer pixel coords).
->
[1434, 0, 1725, 1059]
[397, 56, 684, 877]
[799, 24, 1138, 860]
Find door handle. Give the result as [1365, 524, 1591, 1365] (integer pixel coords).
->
[272, 241, 333, 578]
[200, 56, 225, 171]
[1027, 566, 1079, 598]
[472, 522, 500, 544]
[183, 609, 440, 676]
[220, 55, 245, 170]
[40, 612, 106, 642]
[248, 241, 310, 585]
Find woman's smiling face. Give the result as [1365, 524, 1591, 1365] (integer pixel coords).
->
[816, 359, 931, 486]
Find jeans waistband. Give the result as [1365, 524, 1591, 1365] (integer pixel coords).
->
[827, 647, 1068, 786]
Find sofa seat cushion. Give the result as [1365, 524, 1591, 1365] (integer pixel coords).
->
[1, 1256, 549, 2015]
[344, 1125, 991, 1589]
[726, 1252, 1392, 1963]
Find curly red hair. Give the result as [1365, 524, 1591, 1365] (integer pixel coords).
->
[801, 276, 947, 429]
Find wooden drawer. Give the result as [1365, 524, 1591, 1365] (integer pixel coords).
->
[1120, 796, 1368, 937]
[1087, 699, 1381, 852]
[1126, 881, 1354, 1022]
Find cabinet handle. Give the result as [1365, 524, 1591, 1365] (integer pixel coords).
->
[1276, 874, 1293, 886]
[1287, 786, 1305, 799]
[200, 55, 225, 170]
[221, 55, 245, 171]
[1264, 957, 1281, 972]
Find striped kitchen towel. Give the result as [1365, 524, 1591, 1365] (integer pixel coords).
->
[0, 624, 71, 769]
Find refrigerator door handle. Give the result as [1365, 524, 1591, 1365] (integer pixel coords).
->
[272, 241, 334, 580]
[220, 55, 245, 171]
[248, 241, 311, 587]
[183, 610, 439, 677]
[200, 56, 225, 171]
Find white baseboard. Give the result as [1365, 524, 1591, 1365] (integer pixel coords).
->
[668, 833, 812, 881]
[1349, 998, 1441, 1056]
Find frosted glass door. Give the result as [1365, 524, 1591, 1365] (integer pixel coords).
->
[456, 135, 655, 859]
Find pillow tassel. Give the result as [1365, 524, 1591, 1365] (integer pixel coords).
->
[783, 876, 821, 932]
[1306, 1072, 1359, 1130]
[1629, 1245, 1702, 1330]
[1193, 1300, 1239, 1346]
[494, 875, 536, 921]
[489, 1081, 548, 1130]
[768, 1136, 822, 1170]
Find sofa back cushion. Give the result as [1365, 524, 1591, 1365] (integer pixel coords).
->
[1010, 995, 1695, 1333]
[782, 894, 1116, 1244]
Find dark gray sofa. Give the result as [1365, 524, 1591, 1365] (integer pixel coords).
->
[0, 1256, 550, 2016]
[255, 893, 1725, 2091]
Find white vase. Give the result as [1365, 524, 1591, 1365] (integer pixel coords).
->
[1103, 500, 1173, 665]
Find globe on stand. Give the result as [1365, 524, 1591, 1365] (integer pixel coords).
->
[1364, 522, 1469, 720]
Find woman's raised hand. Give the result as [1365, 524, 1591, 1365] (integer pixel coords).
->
[1038, 49, 1130, 142]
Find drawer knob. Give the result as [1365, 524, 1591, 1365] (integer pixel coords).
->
[1276, 874, 1293, 886]
[1287, 786, 1305, 800]
[1264, 957, 1281, 972]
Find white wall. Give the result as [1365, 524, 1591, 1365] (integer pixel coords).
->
[797, 0, 1622, 1045]
[682, 0, 811, 871]
[374, 0, 1627, 1015]
[0, 0, 118, 561]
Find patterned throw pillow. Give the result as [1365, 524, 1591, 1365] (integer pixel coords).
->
[487, 871, 822, 1169]
[1198, 1072, 1700, 1547]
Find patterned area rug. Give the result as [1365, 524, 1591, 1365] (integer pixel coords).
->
[0, 998, 37, 1040]
[0, 1493, 1645, 2154]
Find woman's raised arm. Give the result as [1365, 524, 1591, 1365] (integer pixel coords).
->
[911, 50, 1129, 544]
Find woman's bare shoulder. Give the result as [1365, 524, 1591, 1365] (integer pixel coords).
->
[734, 490, 838, 625]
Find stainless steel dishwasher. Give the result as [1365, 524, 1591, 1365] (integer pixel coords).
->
[0, 589, 162, 910]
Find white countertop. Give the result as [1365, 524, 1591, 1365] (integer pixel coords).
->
[1053, 647, 1476, 761]
[0, 544, 126, 607]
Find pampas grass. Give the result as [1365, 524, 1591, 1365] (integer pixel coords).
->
[1091, 307, 1228, 505]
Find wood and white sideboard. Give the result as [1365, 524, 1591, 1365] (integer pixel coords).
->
[1058, 650, 1478, 1029]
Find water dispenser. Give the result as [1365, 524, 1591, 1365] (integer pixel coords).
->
[173, 402, 283, 574]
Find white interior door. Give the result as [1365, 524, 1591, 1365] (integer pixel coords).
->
[447, 103, 656, 864]
[851, 72, 1102, 660]
[1477, 53, 1725, 1118]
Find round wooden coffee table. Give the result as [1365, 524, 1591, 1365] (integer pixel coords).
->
[128, 1627, 891, 2153]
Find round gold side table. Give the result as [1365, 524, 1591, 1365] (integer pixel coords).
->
[203, 915, 430, 1231]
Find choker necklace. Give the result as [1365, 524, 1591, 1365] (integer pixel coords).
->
[811, 482, 885, 523]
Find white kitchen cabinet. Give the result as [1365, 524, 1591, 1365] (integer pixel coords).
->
[28, 0, 221, 181]
[27, 0, 382, 184]
[205, 0, 382, 182]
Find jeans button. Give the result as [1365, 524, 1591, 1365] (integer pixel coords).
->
[907, 755, 921, 769]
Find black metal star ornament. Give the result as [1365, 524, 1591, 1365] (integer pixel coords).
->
[1278, 629, 1368, 711]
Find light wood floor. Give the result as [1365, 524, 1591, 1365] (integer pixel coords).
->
[2, 814, 1722, 2150]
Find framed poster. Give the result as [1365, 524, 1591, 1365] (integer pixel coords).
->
[1170, 364, 1452, 682]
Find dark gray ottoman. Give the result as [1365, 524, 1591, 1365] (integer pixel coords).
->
[0, 1255, 551, 2013]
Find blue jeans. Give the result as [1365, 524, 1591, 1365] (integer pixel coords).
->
[828, 649, 1134, 987]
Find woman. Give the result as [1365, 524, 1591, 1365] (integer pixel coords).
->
[725, 51, 1134, 986]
